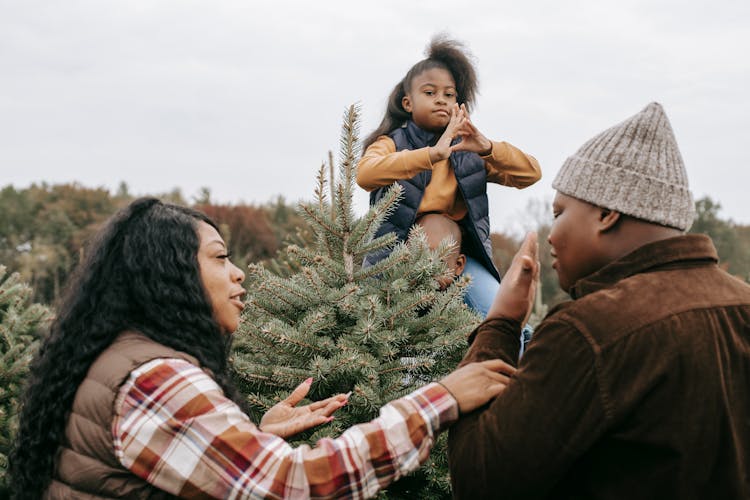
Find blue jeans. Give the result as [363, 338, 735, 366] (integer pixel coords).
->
[462, 255, 500, 318]
[519, 323, 534, 358]
[462, 256, 534, 359]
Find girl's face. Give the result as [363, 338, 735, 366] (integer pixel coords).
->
[196, 221, 246, 333]
[402, 67, 457, 132]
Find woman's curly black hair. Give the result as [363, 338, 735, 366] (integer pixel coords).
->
[363, 34, 479, 150]
[9, 197, 245, 499]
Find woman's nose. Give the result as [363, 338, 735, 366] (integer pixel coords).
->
[232, 263, 245, 284]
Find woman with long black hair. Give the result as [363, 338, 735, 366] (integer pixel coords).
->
[10, 197, 513, 499]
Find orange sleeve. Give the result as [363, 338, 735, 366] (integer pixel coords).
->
[356, 136, 433, 192]
[482, 141, 542, 188]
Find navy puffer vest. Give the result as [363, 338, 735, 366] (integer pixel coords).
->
[365, 121, 500, 282]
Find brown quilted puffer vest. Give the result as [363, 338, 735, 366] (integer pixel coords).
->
[44, 331, 200, 499]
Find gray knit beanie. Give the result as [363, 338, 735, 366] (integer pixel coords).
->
[552, 102, 694, 231]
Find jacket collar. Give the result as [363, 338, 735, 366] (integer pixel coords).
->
[570, 234, 719, 299]
[402, 120, 438, 148]
[401, 120, 466, 152]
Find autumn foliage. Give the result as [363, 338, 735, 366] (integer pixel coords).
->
[1, 183, 748, 307]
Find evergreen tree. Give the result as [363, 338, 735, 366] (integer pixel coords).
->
[232, 105, 480, 498]
[0, 266, 50, 493]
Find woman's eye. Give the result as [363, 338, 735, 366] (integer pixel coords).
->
[217, 253, 230, 260]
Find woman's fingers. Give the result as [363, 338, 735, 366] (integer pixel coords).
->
[486, 371, 511, 385]
[478, 358, 517, 376]
[481, 367, 512, 386]
[313, 398, 346, 418]
[307, 393, 347, 412]
[283, 378, 313, 407]
[308, 414, 334, 427]
[439, 359, 517, 414]
[485, 383, 508, 398]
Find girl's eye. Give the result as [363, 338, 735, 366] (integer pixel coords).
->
[425, 90, 434, 96]
[217, 253, 231, 260]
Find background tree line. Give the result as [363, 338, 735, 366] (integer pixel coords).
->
[1, 182, 749, 308]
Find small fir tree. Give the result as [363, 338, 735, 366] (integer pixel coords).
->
[0, 266, 50, 493]
[232, 105, 480, 498]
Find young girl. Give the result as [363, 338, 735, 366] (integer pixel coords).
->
[357, 36, 541, 317]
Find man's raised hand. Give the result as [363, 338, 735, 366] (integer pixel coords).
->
[487, 232, 540, 323]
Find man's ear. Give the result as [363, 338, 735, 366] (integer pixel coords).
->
[402, 95, 412, 113]
[599, 208, 621, 232]
[454, 253, 467, 276]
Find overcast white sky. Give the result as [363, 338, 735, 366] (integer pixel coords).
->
[1, 0, 748, 233]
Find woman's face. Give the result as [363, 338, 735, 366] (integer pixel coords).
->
[196, 221, 246, 333]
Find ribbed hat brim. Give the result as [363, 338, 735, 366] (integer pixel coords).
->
[553, 155, 695, 230]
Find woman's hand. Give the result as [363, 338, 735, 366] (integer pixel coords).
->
[429, 103, 467, 163]
[259, 378, 348, 439]
[439, 359, 516, 414]
[451, 104, 493, 156]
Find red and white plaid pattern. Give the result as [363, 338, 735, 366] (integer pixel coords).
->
[113, 358, 458, 499]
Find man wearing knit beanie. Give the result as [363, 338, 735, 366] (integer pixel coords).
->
[449, 103, 750, 499]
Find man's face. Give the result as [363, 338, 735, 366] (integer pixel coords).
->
[437, 248, 464, 290]
[549, 192, 609, 292]
[426, 233, 466, 290]
[422, 227, 465, 290]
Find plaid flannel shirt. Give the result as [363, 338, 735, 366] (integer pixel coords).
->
[113, 358, 458, 499]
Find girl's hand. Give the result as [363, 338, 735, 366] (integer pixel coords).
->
[451, 104, 493, 156]
[429, 103, 467, 163]
[439, 359, 516, 414]
[259, 378, 348, 439]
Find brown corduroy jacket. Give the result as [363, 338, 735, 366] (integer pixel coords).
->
[448, 234, 750, 499]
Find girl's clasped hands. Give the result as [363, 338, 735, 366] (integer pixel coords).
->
[429, 103, 493, 163]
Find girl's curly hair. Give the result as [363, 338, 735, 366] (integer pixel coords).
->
[363, 34, 479, 150]
[9, 197, 245, 499]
